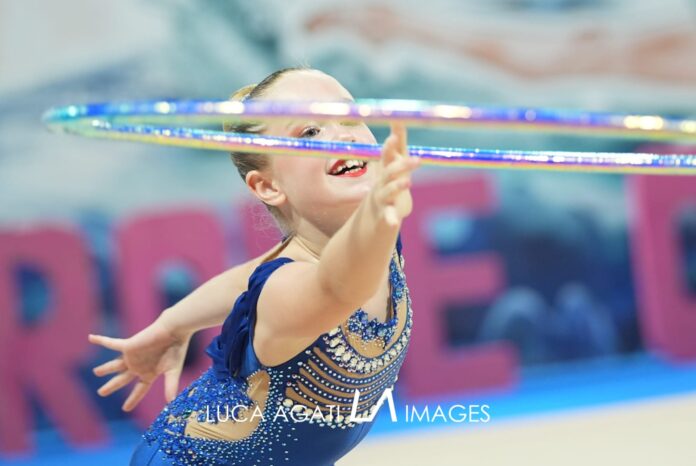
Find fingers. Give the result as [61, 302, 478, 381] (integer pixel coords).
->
[374, 177, 412, 206]
[97, 371, 135, 397]
[377, 156, 419, 206]
[380, 133, 400, 168]
[122, 380, 152, 412]
[392, 122, 408, 156]
[380, 122, 413, 171]
[164, 369, 181, 402]
[93, 358, 126, 377]
[381, 156, 420, 183]
[88, 334, 125, 352]
[372, 122, 417, 226]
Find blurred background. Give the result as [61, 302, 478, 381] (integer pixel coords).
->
[1, 0, 695, 464]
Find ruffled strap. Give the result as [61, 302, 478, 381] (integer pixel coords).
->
[206, 257, 294, 382]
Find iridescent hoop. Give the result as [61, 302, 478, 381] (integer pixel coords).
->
[42, 99, 696, 175]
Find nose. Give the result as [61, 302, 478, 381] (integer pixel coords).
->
[330, 121, 357, 143]
[337, 131, 357, 143]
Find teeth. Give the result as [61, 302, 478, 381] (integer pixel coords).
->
[330, 160, 365, 175]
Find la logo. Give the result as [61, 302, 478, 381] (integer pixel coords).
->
[349, 386, 397, 423]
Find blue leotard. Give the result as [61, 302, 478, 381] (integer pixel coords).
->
[131, 235, 411, 466]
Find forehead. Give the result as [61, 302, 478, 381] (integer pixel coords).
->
[260, 70, 354, 102]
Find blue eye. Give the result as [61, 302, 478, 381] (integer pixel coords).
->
[300, 126, 321, 138]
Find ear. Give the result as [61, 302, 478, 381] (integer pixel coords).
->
[245, 169, 286, 208]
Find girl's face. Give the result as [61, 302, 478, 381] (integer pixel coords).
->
[256, 70, 379, 235]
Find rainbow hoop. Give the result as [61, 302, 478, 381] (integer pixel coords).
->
[42, 99, 696, 175]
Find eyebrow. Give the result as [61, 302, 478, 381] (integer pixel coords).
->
[283, 98, 356, 129]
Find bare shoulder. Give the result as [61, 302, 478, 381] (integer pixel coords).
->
[233, 238, 294, 286]
[252, 260, 323, 367]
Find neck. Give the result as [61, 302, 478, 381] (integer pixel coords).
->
[285, 218, 334, 262]
[281, 201, 358, 262]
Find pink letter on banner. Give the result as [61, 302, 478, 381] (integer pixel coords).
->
[116, 210, 227, 427]
[629, 166, 696, 359]
[401, 176, 518, 399]
[0, 227, 105, 454]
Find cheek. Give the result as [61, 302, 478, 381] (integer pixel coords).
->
[355, 125, 377, 144]
[275, 157, 328, 197]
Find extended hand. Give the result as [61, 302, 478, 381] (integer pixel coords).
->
[88, 318, 192, 411]
[371, 122, 420, 226]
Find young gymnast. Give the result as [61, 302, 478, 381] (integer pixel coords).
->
[89, 67, 420, 465]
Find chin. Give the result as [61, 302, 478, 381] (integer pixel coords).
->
[334, 183, 371, 205]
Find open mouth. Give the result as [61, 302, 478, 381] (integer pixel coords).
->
[327, 159, 368, 177]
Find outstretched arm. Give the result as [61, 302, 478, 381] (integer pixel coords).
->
[88, 244, 283, 411]
[256, 123, 419, 353]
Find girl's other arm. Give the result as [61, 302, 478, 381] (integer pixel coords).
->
[157, 256, 261, 335]
[88, 243, 283, 410]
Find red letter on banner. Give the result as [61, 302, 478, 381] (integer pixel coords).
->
[116, 210, 227, 427]
[630, 173, 696, 359]
[0, 227, 105, 453]
[401, 176, 518, 398]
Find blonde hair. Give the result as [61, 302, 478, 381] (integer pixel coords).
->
[224, 67, 307, 236]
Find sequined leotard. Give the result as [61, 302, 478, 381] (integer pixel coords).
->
[130, 235, 412, 466]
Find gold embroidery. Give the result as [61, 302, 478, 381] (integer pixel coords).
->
[305, 359, 380, 388]
[292, 379, 388, 409]
[298, 367, 387, 398]
[285, 390, 334, 413]
[313, 345, 403, 379]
